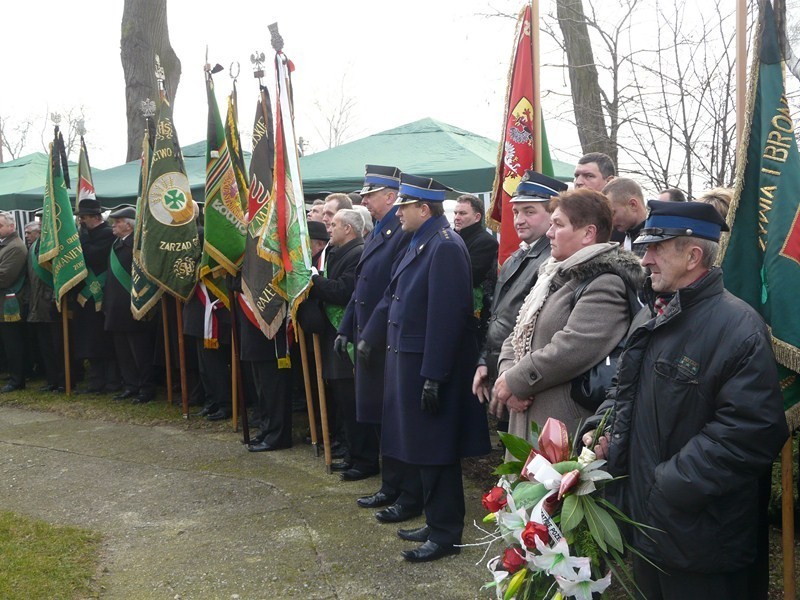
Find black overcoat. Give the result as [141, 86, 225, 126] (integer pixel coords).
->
[73, 222, 115, 358]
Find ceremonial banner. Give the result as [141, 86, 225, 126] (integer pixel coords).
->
[720, 0, 800, 428]
[131, 118, 164, 319]
[39, 128, 87, 307]
[241, 85, 287, 337]
[199, 70, 247, 305]
[75, 136, 96, 215]
[256, 51, 312, 328]
[140, 95, 201, 301]
[225, 82, 250, 214]
[488, 4, 555, 265]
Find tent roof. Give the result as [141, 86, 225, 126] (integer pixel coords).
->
[299, 117, 574, 195]
[0, 153, 81, 201]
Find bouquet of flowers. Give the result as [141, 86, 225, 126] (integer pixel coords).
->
[478, 416, 648, 600]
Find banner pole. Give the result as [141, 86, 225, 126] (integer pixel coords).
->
[229, 291, 249, 442]
[61, 297, 71, 395]
[531, 0, 542, 172]
[297, 325, 319, 456]
[161, 297, 173, 404]
[312, 333, 332, 472]
[175, 297, 189, 418]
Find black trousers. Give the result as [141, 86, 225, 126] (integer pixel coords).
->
[326, 378, 380, 470]
[0, 321, 25, 388]
[249, 360, 292, 448]
[33, 322, 63, 388]
[380, 454, 423, 511]
[418, 462, 464, 546]
[633, 555, 752, 600]
[113, 330, 156, 398]
[196, 339, 231, 413]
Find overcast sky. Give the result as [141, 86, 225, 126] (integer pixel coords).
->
[1, 0, 585, 170]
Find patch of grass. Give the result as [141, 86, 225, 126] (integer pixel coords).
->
[0, 510, 101, 599]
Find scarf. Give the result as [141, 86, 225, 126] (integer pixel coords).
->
[510, 257, 562, 361]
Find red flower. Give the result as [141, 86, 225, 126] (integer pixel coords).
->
[482, 486, 507, 512]
[502, 546, 526, 573]
[521, 521, 549, 550]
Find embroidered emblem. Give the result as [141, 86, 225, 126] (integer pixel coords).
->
[677, 355, 699, 376]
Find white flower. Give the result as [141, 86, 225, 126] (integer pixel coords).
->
[577, 447, 596, 467]
[574, 459, 613, 496]
[531, 537, 590, 579]
[555, 564, 612, 600]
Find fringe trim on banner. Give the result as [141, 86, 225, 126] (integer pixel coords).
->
[786, 403, 800, 432]
[716, 11, 763, 265]
[772, 331, 800, 373]
[486, 4, 527, 234]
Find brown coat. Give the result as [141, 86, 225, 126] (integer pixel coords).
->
[0, 234, 28, 321]
[498, 243, 644, 438]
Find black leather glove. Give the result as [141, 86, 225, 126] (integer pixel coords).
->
[357, 340, 372, 368]
[333, 335, 349, 360]
[421, 379, 441, 415]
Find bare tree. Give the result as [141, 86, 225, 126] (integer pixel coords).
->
[311, 76, 358, 150]
[0, 116, 33, 162]
[121, 0, 181, 162]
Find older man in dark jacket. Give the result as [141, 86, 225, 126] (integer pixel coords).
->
[0, 212, 28, 392]
[583, 201, 789, 600]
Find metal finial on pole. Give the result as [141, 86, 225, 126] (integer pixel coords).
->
[140, 98, 156, 119]
[76, 119, 86, 137]
[230, 61, 240, 83]
[50, 112, 62, 126]
[250, 51, 266, 83]
[268, 23, 284, 52]
[154, 54, 165, 92]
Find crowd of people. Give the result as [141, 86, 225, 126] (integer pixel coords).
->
[0, 151, 789, 594]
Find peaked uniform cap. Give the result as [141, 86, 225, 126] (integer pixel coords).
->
[634, 199, 729, 245]
[359, 165, 402, 195]
[511, 170, 568, 202]
[394, 173, 449, 205]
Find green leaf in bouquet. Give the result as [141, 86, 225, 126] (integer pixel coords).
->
[510, 482, 548, 508]
[560, 494, 584, 533]
[596, 497, 662, 536]
[493, 460, 525, 476]
[551, 460, 580, 474]
[498, 431, 534, 462]
[580, 496, 623, 553]
[529, 420, 541, 447]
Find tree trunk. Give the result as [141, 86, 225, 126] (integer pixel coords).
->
[121, 0, 181, 162]
[555, 0, 616, 165]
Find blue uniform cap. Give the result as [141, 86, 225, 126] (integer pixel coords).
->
[394, 173, 450, 205]
[510, 170, 568, 202]
[359, 165, 402, 195]
[634, 199, 729, 245]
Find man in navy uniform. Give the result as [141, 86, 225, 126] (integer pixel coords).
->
[337, 166, 423, 517]
[472, 172, 566, 415]
[359, 173, 491, 562]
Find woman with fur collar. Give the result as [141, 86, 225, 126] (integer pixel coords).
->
[493, 188, 645, 439]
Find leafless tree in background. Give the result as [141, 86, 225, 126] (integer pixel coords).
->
[311, 75, 358, 151]
[0, 116, 33, 162]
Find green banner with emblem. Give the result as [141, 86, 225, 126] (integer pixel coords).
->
[39, 127, 87, 308]
[140, 95, 201, 301]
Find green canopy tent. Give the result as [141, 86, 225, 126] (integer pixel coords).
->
[299, 117, 574, 195]
[0, 153, 81, 211]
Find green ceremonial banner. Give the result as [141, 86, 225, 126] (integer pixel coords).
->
[131, 119, 164, 319]
[241, 85, 287, 338]
[225, 83, 249, 215]
[39, 128, 87, 308]
[199, 72, 247, 305]
[720, 0, 800, 427]
[256, 51, 312, 328]
[140, 95, 201, 301]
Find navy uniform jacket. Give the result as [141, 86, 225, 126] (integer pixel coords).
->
[338, 211, 409, 423]
[361, 215, 491, 465]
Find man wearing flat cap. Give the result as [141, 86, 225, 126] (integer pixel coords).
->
[103, 206, 156, 403]
[359, 173, 490, 562]
[472, 171, 566, 416]
[581, 200, 788, 599]
[73, 199, 119, 394]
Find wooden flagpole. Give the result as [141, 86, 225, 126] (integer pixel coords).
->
[161, 298, 173, 404]
[297, 324, 319, 456]
[229, 291, 249, 441]
[174, 297, 189, 418]
[531, 0, 542, 172]
[312, 333, 332, 472]
[61, 297, 71, 395]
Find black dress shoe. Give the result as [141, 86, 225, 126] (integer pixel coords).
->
[247, 441, 285, 452]
[375, 503, 423, 524]
[356, 491, 399, 509]
[114, 390, 137, 400]
[340, 466, 379, 482]
[195, 405, 218, 417]
[330, 461, 353, 472]
[401, 540, 460, 562]
[131, 395, 153, 404]
[247, 431, 267, 445]
[38, 384, 57, 392]
[206, 410, 231, 421]
[0, 384, 23, 393]
[397, 525, 431, 543]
